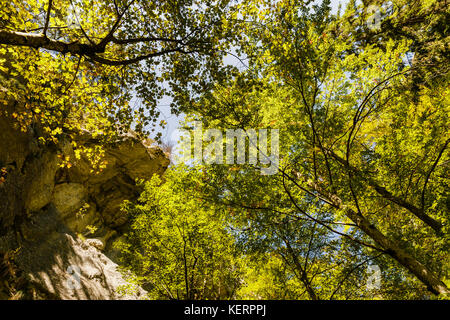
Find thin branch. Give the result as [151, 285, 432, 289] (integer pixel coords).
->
[327, 149, 443, 234]
[346, 72, 404, 162]
[421, 139, 449, 210]
[282, 173, 384, 252]
[97, 0, 136, 49]
[329, 253, 383, 300]
[86, 47, 195, 66]
[69, 0, 96, 45]
[303, 221, 317, 272]
[43, 0, 53, 36]
[62, 56, 82, 93]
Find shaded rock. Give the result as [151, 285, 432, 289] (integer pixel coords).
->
[0, 111, 168, 299]
[0, 110, 32, 170]
[24, 151, 59, 213]
[62, 202, 101, 235]
[19, 230, 145, 299]
[52, 183, 88, 218]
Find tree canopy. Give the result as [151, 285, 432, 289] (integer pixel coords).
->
[0, 0, 239, 149]
[1, 0, 448, 300]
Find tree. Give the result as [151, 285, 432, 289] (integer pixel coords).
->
[185, 0, 449, 297]
[3, 0, 447, 300]
[115, 167, 243, 300]
[345, 0, 449, 95]
[0, 0, 240, 152]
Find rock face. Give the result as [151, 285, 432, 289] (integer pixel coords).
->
[0, 111, 169, 299]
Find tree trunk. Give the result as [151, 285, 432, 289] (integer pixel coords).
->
[311, 182, 449, 296]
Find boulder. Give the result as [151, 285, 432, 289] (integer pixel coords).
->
[24, 151, 59, 213]
[0, 112, 169, 299]
[52, 183, 88, 218]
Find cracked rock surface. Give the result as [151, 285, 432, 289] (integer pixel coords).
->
[0, 110, 169, 299]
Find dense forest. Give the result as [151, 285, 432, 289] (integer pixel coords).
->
[0, 0, 448, 300]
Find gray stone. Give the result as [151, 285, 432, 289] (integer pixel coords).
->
[0, 110, 168, 299]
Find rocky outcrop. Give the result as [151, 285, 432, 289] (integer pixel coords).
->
[0, 111, 169, 299]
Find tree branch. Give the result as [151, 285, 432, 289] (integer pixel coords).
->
[327, 149, 443, 234]
[0, 30, 103, 55]
[43, 0, 53, 36]
[97, 0, 136, 49]
[86, 47, 194, 66]
[282, 173, 384, 252]
[421, 139, 449, 210]
[309, 180, 449, 296]
[329, 253, 383, 300]
[0, 29, 196, 67]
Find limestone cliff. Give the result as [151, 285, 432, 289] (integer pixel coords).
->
[0, 112, 169, 299]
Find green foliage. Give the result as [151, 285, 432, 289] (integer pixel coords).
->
[0, 0, 241, 167]
[164, 0, 449, 299]
[1, 0, 448, 300]
[115, 167, 242, 300]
